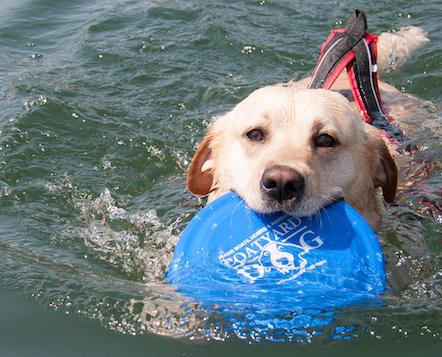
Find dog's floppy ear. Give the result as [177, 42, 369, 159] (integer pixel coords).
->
[372, 137, 398, 203]
[187, 134, 215, 195]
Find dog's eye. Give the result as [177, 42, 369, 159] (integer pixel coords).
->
[245, 128, 265, 142]
[315, 134, 336, 148]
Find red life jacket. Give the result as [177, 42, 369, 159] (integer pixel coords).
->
[308, 10, 405, 144]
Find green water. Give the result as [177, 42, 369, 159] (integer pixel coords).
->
[0, 0, 440, 354]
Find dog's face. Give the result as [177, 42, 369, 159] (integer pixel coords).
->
[187, 86, 397, 230]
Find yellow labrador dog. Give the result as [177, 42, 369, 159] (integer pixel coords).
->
[187, 26, 428, 232]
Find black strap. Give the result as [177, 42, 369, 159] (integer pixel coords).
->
[350, 40, 406, 141]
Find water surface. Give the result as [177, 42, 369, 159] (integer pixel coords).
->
[0, 0, 440, 353]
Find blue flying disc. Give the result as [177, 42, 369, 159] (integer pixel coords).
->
[167, 192, 386, 336]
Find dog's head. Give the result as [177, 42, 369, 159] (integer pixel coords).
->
[187, 86, 397, 230]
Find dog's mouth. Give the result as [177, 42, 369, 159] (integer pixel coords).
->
[257, 186, 344, 217]
[233, 163, 344, 217]
[260, 196, 299, 213]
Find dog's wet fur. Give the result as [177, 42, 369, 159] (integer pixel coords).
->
[187, 26, 429, 232]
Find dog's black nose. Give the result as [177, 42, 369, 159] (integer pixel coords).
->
[261, 165, 305, 203]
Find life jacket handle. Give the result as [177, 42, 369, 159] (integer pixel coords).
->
[308, 10, 406, 143]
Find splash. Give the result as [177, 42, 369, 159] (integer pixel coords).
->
[80, 188, 179, 282]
